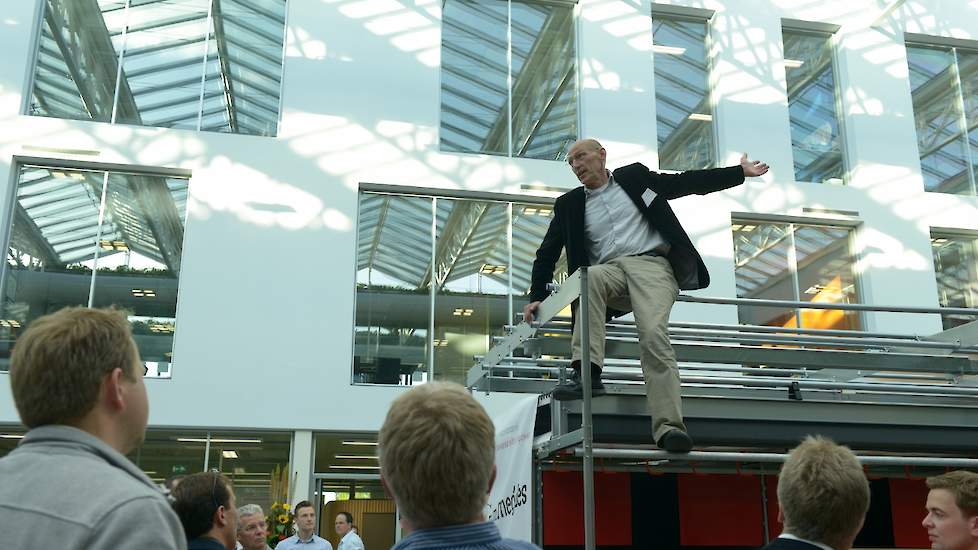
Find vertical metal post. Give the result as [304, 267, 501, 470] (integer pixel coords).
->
[87, 171, 111, 308]
[760, 473, 770, 544]
[428, 198, 437, 381]
[579, 267, 596, 550]
[203, 432, 211, 471]
[195, 0, 216, 131]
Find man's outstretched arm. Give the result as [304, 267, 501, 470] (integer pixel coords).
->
[651, 153, 770, 200]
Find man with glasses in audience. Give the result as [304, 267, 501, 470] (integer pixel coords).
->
[277, 500, 333, 550]
[0, 307, 185, 549]
[237, 504, 273, 550]
[172, 472, 239, 550]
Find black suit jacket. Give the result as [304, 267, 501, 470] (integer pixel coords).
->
[760, 537, 827, 550]
[529, 162, 745, 307]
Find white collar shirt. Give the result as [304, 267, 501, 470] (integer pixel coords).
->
[584, 171, 668, 265]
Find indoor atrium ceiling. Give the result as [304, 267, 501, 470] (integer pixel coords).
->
[356, 193, 564, 294]
[30, 0, 286, 136]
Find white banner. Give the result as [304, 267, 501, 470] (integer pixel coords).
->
[486, 394, 538, 541]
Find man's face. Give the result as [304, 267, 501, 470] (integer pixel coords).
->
[335, 514, 352, 536]
[296, 506, 316, 533]
[923, 489, 978, 550]
[238, 513, 268, 550]
[121, 344, 150, 452]
[567, 141, 607, 189]
[221, 491, 238, 550]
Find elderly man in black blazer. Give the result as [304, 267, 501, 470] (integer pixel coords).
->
[523, 138, 769, 452]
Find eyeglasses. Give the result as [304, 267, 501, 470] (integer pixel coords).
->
[211, 472, 221, 510]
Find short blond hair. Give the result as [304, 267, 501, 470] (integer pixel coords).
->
[927, 471, 978, 516]
[10, 307, 139, 428]
[777, 436, 870, 549]
[378, 382, 494, 528]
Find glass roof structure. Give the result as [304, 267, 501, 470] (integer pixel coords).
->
[10, 166, 188, 271]
[440, 0, 578, 160]
[906, 44, 978, 195]
[29, 0, 287, 136]
[356, 193, 564, 294]
[732, 222, 853, 300]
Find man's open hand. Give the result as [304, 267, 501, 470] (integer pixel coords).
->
[741, 153, 769, 177]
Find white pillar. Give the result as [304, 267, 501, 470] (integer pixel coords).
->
[290, 430, 314, 506]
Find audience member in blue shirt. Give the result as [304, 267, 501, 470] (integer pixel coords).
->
[276, 500, 332, 550]
[379, 382, 540, 550]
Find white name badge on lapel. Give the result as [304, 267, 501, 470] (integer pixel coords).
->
[642, 188, 656, 207]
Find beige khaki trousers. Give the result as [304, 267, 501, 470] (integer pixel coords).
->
[571, 254, 685, 442]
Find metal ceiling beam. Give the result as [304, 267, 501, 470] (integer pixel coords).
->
[117, 175, 186, 273]
[210, 0, 239, 133]
[419, 201, 491, 290]
[42, 0, 140, 123]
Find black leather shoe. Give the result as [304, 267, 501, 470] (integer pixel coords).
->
[657, 430, 693, 453]
[552, 370, 605, 401]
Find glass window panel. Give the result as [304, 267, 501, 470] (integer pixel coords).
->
[732, 222, 797, 327]
[907, 45, 973, 195]
[783, 28, 846, 184]
[511, 202, 566, 321]
[91, 172, 189, 378]
[440, 0, 510, 156]
[29, 0, 128, 122]
[207, 431, 292, 514]
[732, 221, 860, 330]
[793, 225, 860, 330]
[313, 433, 379, 475]
[440, 0, 578, 158]
[956, 50, 978, 194]
[510, 1, 577, 160]
[653, 16, 715, 171]
[28, 0, 287, 136]
[115, 0, 210, 128]
[0, 430, 27, 460]
[930, 233, 978, 329]
[433, 199, 511, 384]
[353, 194, 432, 385]
[0, 166, 103, 372]
[128, 428, 209, 485]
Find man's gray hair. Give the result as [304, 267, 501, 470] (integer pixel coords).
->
[236, 504, 265, 530]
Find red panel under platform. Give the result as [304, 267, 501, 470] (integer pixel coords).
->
[678, 474, 765, 547]
[890, 478, 930, 548]
[542, 470, 632, 546]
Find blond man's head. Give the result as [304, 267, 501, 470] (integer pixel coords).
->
[777, 436, 870, 550]
[10, 307, 142, 429]
[923, 471, 978, 550]
[378, 382, 495, 529]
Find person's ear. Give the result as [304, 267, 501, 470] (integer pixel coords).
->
[968, 514, 978, 537]
[215, 505, 229, 528]
[103, 368, 127, 411]
[488, 464, 497, 494]
[777, 504, 784, 525]
[380, 475, 394, 499]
